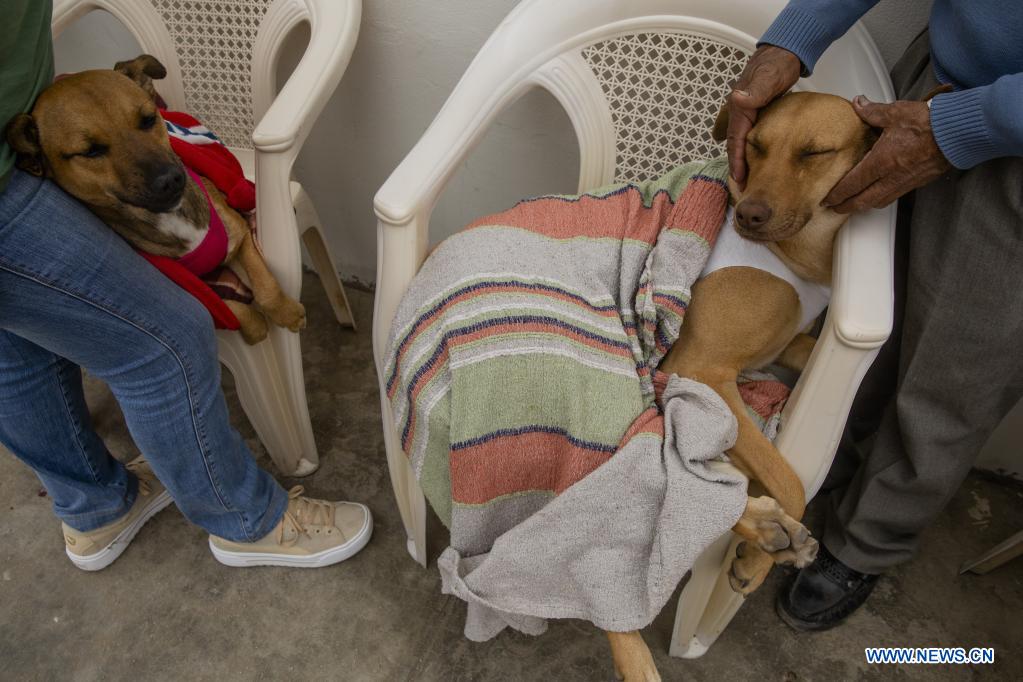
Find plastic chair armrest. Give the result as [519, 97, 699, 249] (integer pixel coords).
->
[374, 79, 530, 228]
[251, 0, 360, 154]
[829, 206, 896, 349]
[777, 205, 895, 495]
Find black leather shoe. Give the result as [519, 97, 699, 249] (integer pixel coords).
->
[776, 544, 879, 631]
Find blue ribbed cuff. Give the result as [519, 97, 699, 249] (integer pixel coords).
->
[759, 5, 835, 76]
[930, 89, 997, 170]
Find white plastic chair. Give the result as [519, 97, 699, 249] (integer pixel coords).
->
[372, 0, 895, 658]
[52, 0, 362, 476]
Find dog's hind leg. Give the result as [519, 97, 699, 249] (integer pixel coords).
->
[776, 333, 816, 373]
[606, 631, 660, 681]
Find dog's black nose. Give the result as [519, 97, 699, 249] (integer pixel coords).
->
[735, 199, 773, 231]
[153, 166, 185, 201]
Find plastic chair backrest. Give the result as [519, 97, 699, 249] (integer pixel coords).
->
[147, 0, 277, 148]
[580, 31, 747, 182]
[374, 1, 892, 223]
[52, 0, 336, 150]
[425, 0, 893, 192]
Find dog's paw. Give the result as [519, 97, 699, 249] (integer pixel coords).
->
[775, 534, 819, 569]
[728, 496, 820, 595]
[728, 543, 772, 595]
[612, 651, 661, 682]
[737, 496, 818, 568]
[267, 297, 306, 333]
[238, 312, 269, 345]
[615, 664, 662, 682]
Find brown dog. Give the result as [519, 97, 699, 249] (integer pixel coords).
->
[606, 92, 876, 680]
[4, 55, 304, 345]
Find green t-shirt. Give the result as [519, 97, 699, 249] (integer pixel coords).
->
[0, 0, 54, 193]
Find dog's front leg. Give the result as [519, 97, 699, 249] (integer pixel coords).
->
[706, 377, 817, 593]
[232, 232, 306, 333]
[660, 270, 816, 595]
[606, 631, 660, 681]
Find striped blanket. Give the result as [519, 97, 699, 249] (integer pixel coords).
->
[384, 159, 784, 636]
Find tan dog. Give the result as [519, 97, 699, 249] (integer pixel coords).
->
[4, 55, 304, 345]
[607, 92, 876, 681]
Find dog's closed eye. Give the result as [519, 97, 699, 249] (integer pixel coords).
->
[799, 148, 836, 159]
[65, 143, 108, 160]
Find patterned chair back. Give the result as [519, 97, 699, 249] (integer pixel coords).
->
[580, 31, 748, 183]
[148, 0, 277, 149]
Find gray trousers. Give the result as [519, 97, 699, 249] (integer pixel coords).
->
[824, 31, 1023, 574]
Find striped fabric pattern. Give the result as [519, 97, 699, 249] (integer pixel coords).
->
[385, 159, 746, 555]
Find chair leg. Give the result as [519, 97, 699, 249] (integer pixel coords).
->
[217, 329, 319, 477]
[407, 476, 428, 566]
[670, 533, 746, 658]
[269, 326, 320, 475]
[960, 530, 1023, 575]
[293, 185, 357, 329]
[379, 390, 429, 566]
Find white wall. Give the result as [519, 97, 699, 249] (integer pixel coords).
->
[292, 0, 579, 285]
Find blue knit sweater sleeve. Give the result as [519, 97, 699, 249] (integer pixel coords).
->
[930, 73, 1023, 169]
[758, 0, 881, 74]
[761, 1, 1023, 168]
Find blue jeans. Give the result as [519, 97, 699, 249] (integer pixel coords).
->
[0, 170, 287, 541]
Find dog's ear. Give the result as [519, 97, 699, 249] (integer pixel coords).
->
[4, 114, 46, 177]
[711, 100, 729, 142]
[114, 54, 167, 102]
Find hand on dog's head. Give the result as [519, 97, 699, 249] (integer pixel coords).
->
[4, 54, 186, 216]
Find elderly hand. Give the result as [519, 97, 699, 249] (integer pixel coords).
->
[725, 45, 802, 188]
[824, 95, 951, 213]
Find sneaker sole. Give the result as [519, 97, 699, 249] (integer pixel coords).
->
[207, 505, 373, 568]
[66, 489, 174, 572]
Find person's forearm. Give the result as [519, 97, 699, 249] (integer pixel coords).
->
[759, 0, 881, 75]
[930, 72, 1023, 169]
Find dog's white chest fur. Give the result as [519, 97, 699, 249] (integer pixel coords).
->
[701, 207, 831, 331]
[157, 211, 208, 253]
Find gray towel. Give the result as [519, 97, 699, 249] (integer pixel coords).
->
[439, 376, 748, 639]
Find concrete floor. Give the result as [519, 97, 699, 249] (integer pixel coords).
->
[1, 276, 1021, 681]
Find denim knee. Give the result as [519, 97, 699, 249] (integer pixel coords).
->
[153, 287, 221, 376]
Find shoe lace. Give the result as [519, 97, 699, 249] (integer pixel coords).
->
[125, 458, 154, 496]
[278, 486, 335, 544]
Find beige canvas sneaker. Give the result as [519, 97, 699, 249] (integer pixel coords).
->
[63, 458, 173, 571]
[208, 485, 372, 568]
